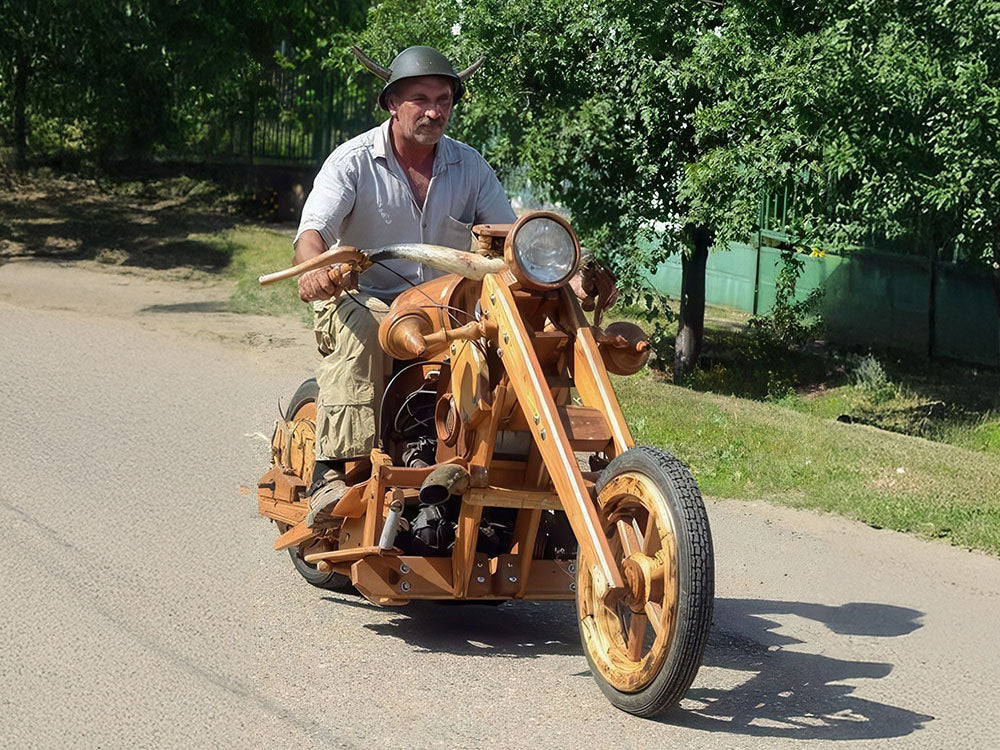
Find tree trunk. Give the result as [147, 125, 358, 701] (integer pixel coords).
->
[927, 244, 937, 360]
[12, 43, 29, 170]
[991, 219, 1000, 367]
[673, 226, 711, 383]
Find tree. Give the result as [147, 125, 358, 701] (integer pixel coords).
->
[0, 0, 371, 165]
[465, 0, 735, 379]
[683, 0, 1000, 343]
[0, 0, 102, 167]
[357, 0, 724, 379]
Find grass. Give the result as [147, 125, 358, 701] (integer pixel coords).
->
[616, 369, 1000, 554]
[779, 353, 1000, 458]
[613, 302, 1000, 458]
[174, 224, 311, 324]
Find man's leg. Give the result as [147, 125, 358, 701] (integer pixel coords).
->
[308, 292, 390, 528]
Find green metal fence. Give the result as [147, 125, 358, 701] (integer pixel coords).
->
[194, 68, 379, 166]
[647, 242, 1000, 367]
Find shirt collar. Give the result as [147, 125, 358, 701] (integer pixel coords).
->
[373, 119, 391, 161]
[433, 135, 461, 175]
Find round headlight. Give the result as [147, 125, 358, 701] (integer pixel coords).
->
[505, 212, 581, 289]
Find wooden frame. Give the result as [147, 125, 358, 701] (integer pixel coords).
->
[258, 256, 640, 603]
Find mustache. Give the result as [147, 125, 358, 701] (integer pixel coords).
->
[417, 118, 445, 128]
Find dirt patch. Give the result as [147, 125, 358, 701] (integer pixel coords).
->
[0, 171, 312, 362]
[0, 172, 240, 270]
[0, 258, 318, 366]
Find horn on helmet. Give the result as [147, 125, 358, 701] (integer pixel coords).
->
[457, 55, 486, 81]
[351, 46, 391, 81]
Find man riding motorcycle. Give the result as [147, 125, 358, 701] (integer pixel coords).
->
[292, 46, 516, 527]
[293, 44, 618, 528]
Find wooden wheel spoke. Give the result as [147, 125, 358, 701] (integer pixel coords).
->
[626, 611, 647, 661]
[616, 518, 641, 558]
[641, 512, 661, 556]
[645, 601, 663, 636]
[602, 598, 625, 628]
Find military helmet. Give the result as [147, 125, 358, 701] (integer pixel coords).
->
[352, 45, 485, 110]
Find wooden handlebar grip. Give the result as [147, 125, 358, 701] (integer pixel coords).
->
[257, 247, 366, 286]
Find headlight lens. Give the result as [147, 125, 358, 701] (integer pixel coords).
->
[511, 217, 578, 286]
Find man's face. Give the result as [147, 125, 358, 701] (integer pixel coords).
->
[387, 76, 455, 148]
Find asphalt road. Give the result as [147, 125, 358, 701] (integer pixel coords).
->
[2, 261, 999, 748]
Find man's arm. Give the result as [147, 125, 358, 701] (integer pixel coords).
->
[293, 152, 360, 302]
[293, 228, 327, 266]
[294, 230, 357, 302]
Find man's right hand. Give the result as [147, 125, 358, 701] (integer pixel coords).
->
[297, 263, 359, 302]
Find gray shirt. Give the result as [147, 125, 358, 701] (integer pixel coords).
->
[295, 120, 516, 302]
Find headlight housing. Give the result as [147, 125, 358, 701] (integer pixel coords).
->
[504, 212, 581, 290]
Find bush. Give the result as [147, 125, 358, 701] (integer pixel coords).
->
[853, 354, 899, 403]
[748, 248, 823, 348]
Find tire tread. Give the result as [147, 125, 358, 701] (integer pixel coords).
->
[588, 445, 715, 716]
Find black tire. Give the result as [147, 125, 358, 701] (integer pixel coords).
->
[279, 378, 354, 593]
[278, 522, 355, 592]
[284, 378, 319, 421]
[577, 445, 714, 717]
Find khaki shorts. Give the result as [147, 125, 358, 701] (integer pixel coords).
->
[312, 292, 391, 461]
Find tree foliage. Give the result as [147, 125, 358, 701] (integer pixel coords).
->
[684, 0, 1000, 275]
[0, 0, 370, 164]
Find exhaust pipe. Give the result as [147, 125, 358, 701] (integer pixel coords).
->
[419, 464, 471, 505]
[378, 494, 405, 550]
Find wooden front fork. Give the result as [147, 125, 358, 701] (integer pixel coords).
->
[559, 287, 635, 455]
[481, 275, 625, 594]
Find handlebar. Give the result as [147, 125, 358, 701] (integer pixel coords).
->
[258, 243, 507, 287]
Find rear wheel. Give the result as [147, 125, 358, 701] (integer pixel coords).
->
[577, 445, 714, 717]
[277, 522, 354, 592]
[278, 379, 354, 593]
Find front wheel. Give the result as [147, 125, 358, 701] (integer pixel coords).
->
[577, 445, 714, 717]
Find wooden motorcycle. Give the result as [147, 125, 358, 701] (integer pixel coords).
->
[256, 212, 714, 716]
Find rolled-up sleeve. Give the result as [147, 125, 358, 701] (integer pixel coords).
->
[294, 152, 358, 248]
[475, 158, 517, 224]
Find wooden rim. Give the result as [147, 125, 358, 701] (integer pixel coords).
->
[577, 472, 679, 693]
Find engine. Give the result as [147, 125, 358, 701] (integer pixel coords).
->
[375, 275, 576, 561]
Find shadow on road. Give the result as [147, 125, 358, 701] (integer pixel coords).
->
[667, 598, 933, 740]
[350, 593, 932, 739]
[141, 301, 232, 314]
[347, 597, 582, 658]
